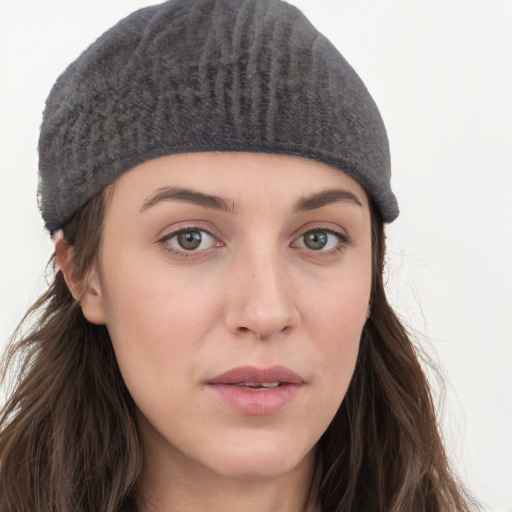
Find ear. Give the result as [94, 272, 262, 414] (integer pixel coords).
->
[54, 232, 107, 325]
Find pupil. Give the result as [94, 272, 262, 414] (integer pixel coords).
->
[304, 231, 327, 250]
[177, 230, 202, 250]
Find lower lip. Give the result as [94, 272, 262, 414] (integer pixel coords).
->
[206, 383, 303, 415]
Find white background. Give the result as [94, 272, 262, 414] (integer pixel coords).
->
[1, 1, 511, 510]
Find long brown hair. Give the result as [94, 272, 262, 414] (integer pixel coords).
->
[0, 191, 477, 511]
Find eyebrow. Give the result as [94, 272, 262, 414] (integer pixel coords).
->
[293, 188, 362, 212]
[140, 186, 362, 214]
[140, 187, 239, 214]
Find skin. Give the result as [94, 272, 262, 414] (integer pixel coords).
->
[58, 152, 372, 512]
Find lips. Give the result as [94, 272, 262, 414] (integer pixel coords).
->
[206, 365, 305, 415]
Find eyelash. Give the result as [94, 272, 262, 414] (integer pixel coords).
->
[157, 225, 351, 259]
[293, 227, 351, 254]
[158, 226, 220, 259]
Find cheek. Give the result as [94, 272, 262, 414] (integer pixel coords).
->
[316, 313, 363, 398]
[303, 267, 370, 403]
[99, 254, 224, 396]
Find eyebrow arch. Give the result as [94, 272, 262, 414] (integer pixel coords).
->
[293, 188, 363, 212]
[140, 187, 239, 214]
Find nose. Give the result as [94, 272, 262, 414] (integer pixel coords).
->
[224, 248, 300, 340]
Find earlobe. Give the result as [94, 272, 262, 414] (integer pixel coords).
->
[54, 231, 107, 325]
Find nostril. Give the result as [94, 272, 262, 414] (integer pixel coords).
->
[235, 324, 292, 338]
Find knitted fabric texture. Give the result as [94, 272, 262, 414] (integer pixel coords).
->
[38, 0, 399, 231]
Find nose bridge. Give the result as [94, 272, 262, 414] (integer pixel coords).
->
[225, 241, 299, 339]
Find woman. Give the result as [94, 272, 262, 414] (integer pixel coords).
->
[0, 0, 477, 511]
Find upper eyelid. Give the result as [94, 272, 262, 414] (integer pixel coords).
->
[156, 222, 351, 246]
[158, 227, 221, 256]
[291, 222, 350, 242]
[302, 226, 346, 237]
[163, 226, 214, 237]
[157, 223, 221, 242]
[292, 228, 349, 247]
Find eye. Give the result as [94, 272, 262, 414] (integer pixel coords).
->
[294, 228, 346, 252]
[160, 228, 219, 253]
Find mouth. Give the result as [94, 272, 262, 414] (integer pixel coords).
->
[232, 381, 284, 388]
[206, 365, 305, 415]
[208, 365, 304, 386]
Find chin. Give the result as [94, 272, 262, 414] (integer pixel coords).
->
[198, 434, 316, 481]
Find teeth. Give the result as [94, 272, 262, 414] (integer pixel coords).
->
[261, 382, 281, 388]
[237, 382, 282, 388]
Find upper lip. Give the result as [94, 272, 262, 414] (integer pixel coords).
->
[208, 365, 304, 385]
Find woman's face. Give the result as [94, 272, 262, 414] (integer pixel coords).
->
[85, 152, 372, 482]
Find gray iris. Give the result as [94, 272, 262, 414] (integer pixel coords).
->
[304, 231, 327, 250]
[177, 230, 202, 250]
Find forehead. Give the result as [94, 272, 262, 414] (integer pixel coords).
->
[110, 152, 369, 209]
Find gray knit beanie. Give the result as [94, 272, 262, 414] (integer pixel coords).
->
[38, 0, 399, 232]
